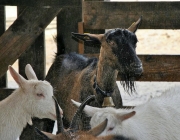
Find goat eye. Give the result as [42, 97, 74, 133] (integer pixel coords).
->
[37, 93, 44, 97]
[108, 40, 115, 46]
[108, 127, 114, 131]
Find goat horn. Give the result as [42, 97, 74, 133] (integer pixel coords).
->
[88, 118, 108, 136]
[52, 96, 65, 134]
[69, 95, 96, 131]
[34, 127, 50, 140]
[127, 16, 142, 33]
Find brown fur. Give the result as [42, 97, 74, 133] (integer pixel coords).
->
[45, 17, 143, 130]
[41, 131, 131, 140]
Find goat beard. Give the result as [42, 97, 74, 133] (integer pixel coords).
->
[119, 72, 136, 94]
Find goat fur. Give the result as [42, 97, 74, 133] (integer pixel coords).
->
[72, 85, 180, 140]
[40, 131, 133, 140]
[45, 17, 143, 130]
[0, 64, 63, 140]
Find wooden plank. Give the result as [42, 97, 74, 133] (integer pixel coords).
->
[78, 22, 84, 54]
[0, 7, 61, 79]
[85, 54, 180, 81]
[17, 7, 46, 140]
[18, 6, 45, 80]
[0, 88, 14, 101]
[82, 0, 105, 54]
[83, 1, 180, 29]
[0, 6, 7, 88]
[0, 0, 81, 7]
[18, 32, 45, 80]
[18, 6, 45, 78]
[57, 4, 82, 53]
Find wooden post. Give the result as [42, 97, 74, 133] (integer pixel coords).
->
[0, 6, 7, 88]
[0, 6, 61, 79]
[17, 7, 45, 80]
[56, 1, 82, 53]
[16, 7, 46, 140]
[82, 0, 105, 54]
[78, 22, 84, 54]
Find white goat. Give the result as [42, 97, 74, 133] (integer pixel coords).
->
[0, 64, 63, 140]
[72, 85, 180, 140]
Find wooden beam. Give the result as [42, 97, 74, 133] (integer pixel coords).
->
[0, 7, 61, 79]
[0, 88, 14, 101]
[0, 0, 81, 7]
[83, 1, 180, 29]
[78, 22, 84, 54]
[0, 6, 7, 88]
[57, 4, 82, 53]
[85, 54, 180, 81]
[18, 6, 46, 80]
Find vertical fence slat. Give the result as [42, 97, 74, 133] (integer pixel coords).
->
[17, 6, 45, 80]
[78, 22, 84, 54]
[57, 0, 82, 53]
[0, 6, 7, 88]
[17, 6, 46, 140]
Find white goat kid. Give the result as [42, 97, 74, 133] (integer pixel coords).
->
[0, 64, 63, 140]
[72, 86, 180, 140]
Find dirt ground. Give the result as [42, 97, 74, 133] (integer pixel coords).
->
[5, 6, 180, 107]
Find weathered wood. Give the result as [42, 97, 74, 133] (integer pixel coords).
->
[85, 54, 180, 81]
[18, 32, 45, 80]
[57, 3, 82, 53]
[83, 1, 180, 29]
[16, 7, 47, 140]
[0, 6, 7, 88]
[0, 0, 81, 7]
[0, 7, 61, 79]
[78, 22, 84, 54]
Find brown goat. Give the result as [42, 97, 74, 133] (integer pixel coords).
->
[45, 17, 143, 130]
[35, 95, 133, 140]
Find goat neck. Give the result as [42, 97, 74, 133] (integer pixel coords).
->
[95, 47, 118, 95]
[0, 89, 32, 139]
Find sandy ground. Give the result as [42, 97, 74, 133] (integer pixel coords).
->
[4, 3, 180, 139]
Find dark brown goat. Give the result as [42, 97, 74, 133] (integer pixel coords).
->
[45, 17, 143, 130]
[35, 95, 133, 140]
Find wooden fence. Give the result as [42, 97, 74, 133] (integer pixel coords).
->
[0, 0, 180, 139]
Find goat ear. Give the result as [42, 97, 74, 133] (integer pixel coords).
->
[8, 65, 27, 88]
[118, 111, 136, 121]
[71, 32, 103, 46]
[41, 131, 57, 139]
[25, 64, 38, 80]
[71, 99, 100, 116]
[127, 16, 142, 33]
[88, 118, 108, 136]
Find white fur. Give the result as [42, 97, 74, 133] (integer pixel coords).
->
[72, 86, 180, 140]
[0, 64, 63, 140]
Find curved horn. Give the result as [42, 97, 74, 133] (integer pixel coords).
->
[127, 16, 142, 33]
[34, 127, 50, 140]
[88, 118, 108, 136]
[69, 95, 96, 131]
[52, 96, 65, 134]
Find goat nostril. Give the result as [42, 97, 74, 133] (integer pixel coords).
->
[130, 63, 142, 68]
